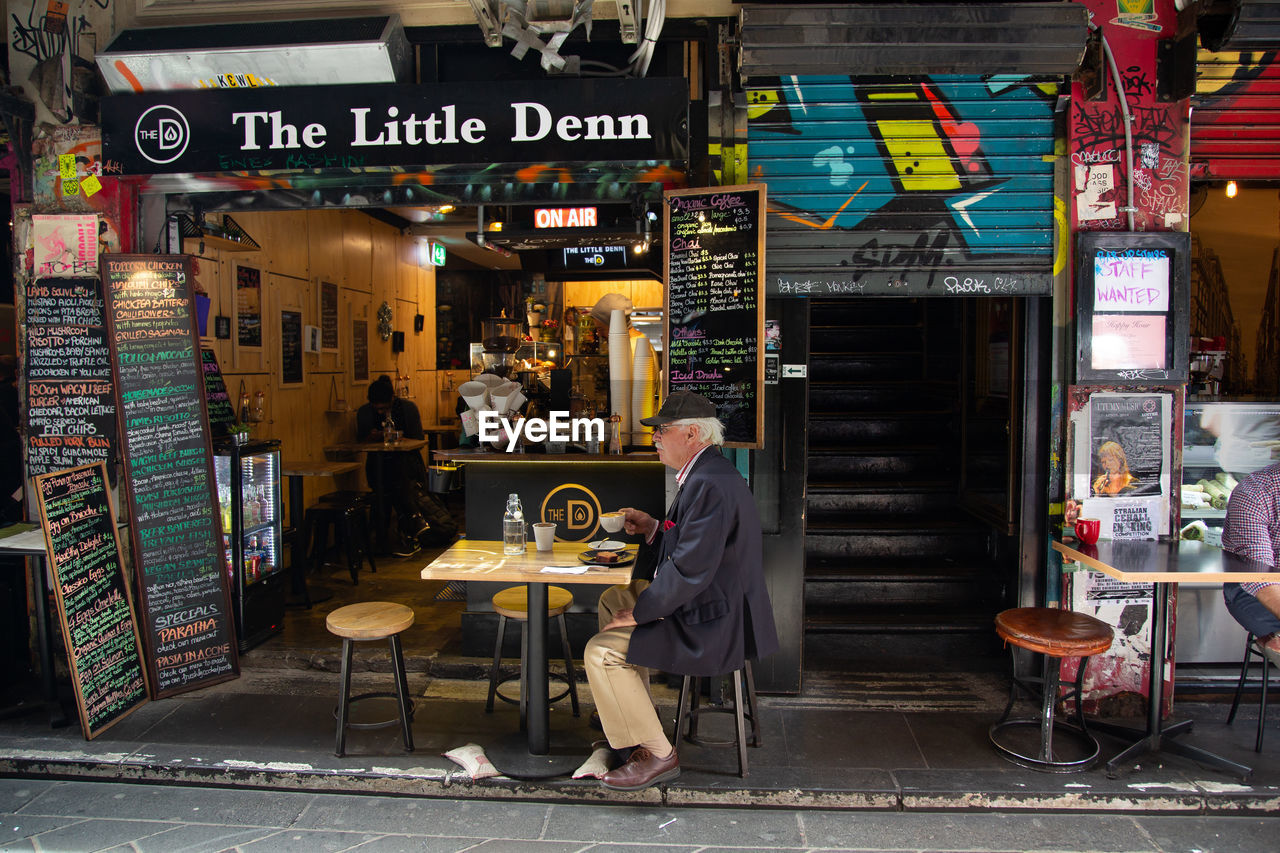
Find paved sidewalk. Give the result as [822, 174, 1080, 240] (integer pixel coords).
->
[1, 777, 1278, 853]
[0, 662, 1278, 817]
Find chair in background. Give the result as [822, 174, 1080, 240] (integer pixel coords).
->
[303, 491, 377, 585]
[1226, 633, 1275, 752]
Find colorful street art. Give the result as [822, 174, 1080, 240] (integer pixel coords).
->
[1192, 48, 1280, 180]
[746, 75, 1061, 296]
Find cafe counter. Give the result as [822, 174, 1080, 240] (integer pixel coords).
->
[430, 449, 669, 655]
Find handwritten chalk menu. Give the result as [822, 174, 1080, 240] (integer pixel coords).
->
[1076, 232, 1189, 385]
[353, 318, 369, 382]
[201, 348, 236, 439]
[101, 254, 239, 698]
[663, 184, 766, 448]
[23, 277, 118, 479]
[320, 280, 339, 352]
[281, 309, 303, 386]
[34, 463, 148, 739]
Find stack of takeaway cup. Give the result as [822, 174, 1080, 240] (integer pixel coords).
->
[458, 374, 527, 449]
[631, 333, 657, 447]
[607, 308, 633, 448]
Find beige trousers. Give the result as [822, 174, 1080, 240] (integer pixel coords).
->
[585, 580, 673, 754]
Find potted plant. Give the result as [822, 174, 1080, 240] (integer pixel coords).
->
[539, 318, 559, 342]
[229, 423, 251, 446]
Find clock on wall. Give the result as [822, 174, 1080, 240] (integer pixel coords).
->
[377, 301, 393, 341]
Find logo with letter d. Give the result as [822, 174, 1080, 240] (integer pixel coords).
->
[135, 105, 190, 165]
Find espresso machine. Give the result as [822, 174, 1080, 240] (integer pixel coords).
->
[479, 316, 521, 378]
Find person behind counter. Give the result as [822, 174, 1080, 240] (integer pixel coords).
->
[583, 391, 778, 791]
[356, 375, 455, 556]
[1221, 460, 1280, 666]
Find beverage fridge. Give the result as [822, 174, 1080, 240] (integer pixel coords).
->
[214, 438, 286, 651]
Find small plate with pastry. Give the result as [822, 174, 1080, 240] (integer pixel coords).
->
[579, 548, 637, 566]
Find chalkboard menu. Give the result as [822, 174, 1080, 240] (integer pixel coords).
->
[319, 280, 339, 352]
[201, 348, 236, 439]
[23, 276, 118, 479]
[352, 318, 369, 382]
[34, 463, 148, 739]
[663, 184, 766, 448]
[281, 309, 303, 386]
[101, 254, 239, 698]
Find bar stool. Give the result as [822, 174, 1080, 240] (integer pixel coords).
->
[673, 661, 761, 778]
[304, 494, 376, 585]
[485, 585, 580, 724]
[326, 601, 415, 757]
[990, 607, 1114, 772]
[1226, 633, 1276, 752]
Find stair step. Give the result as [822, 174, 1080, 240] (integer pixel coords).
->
[805, 568, 1001, 609]
[809, 384, 956, 412]
[805, 529, 990, 560]
[809, 353, 925, 381]
[807, 451, 957, 482]
[808, 413, 952, 445]
[811, 326, 923, 352]
[806, 607, 994, 634]
[808, 487, 957, 517]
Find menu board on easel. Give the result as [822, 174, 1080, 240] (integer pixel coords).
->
[34, 462, 149, 739]
[663, 183, 765, 448]
[23, 276, 118, 480]
[101, 254, 239, 698]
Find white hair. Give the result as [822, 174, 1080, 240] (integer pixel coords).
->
[671, 417, 725, 446]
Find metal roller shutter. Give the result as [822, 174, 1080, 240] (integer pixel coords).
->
[1192, 47, 1280, 179]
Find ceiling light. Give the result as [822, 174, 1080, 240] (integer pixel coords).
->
[1226, 180, 1238, 198]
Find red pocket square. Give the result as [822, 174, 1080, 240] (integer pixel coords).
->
[663, 519, 675, 531]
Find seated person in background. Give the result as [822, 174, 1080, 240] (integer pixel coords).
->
[356, 375, 455, 556]
[584, 391, 778, 792]
[1221, 460, 1280, 666]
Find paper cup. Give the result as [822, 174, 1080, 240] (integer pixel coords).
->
[458, 380, 489, 410]
[533, 522, 556, 550]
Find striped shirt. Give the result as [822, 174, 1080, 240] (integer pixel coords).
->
[1221, 462, 1280, 593]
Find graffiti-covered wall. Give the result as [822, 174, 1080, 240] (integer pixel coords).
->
[8, 0, 114, 128]
[746, 75, 1062, 297]
[1192, 47, 1280, 180]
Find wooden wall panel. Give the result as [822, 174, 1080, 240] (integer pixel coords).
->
[235, 211, 309, 279]
[562, 279, 665, 313]
[341, 211, 373, 289]
[307, 214, 343, 283]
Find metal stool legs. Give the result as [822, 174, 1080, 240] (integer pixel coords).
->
[673, 661, 760, 778]
[989, 646, 1099, 772]
[1227, 633, 1271, 753]
[334, 634, 415, 757]
[484, 612, 579, 722]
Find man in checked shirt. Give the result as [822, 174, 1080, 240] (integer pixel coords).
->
[1222, 461, 1280, 666]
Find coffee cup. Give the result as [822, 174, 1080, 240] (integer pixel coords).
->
[1075, 518, 1101, 545]
[599, 512, 624, 533]
[533, 522, 556, 551]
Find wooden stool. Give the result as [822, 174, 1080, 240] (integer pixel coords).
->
[326, 602, 415, 757]
[304, 495, 376, 585]
[1226, 633, 1276, 752]
[991, 607, 1114, 772]
[485, 585, 580, 724]
[673, 661, 761, 778]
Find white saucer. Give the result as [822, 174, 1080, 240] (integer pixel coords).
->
[587, 539, 627, 551]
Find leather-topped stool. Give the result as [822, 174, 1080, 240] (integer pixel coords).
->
[326, 602, 415, 757]
[990, 607, 1114, 772]
[485, 585, 580, 724]
[304, 493, 376, 585]
[673, 661, 761, 778]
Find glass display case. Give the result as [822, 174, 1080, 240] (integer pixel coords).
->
[1177, 401, 1280, 664]
[214, 438, 285, 652]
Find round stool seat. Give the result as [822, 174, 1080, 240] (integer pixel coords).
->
[492, 585, 573, 620]
[327, 602, 414, 640]
[995, 607, 1113, 658]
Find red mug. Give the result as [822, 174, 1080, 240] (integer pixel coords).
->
[1075, 518, 1101, 545]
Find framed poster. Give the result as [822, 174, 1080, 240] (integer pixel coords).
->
[1075, 232, 1189, 385]
[280, 309, 304, 387]
[352, 318, 369, 383]
[317, 279, 339, 353]
[235, 264, 262, 349]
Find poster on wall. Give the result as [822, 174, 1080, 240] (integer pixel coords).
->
[236, 265, 262, 348]
[1069, 390, 1173, 540]
[33, 214, 98, 278]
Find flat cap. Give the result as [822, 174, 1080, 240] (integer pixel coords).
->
[640, 391, 717, 425]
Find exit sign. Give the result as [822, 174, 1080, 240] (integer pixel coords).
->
[429, 242, 447, 266]
[534, 206, 598, 228]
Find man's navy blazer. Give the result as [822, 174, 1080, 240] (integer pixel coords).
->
[628, 447, 779, 676]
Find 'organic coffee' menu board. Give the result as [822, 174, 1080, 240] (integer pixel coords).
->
[201, 348, 236, 439]
[23, 276, 118, 479]
[34, 462, 149, 739]
[663, 184, 765, 448]
[102, 254, 239, 698]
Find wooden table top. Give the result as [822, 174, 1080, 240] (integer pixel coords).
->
[421, 539, 634, 586]
[1054, 538, 1276, 583]
[280, 460, 361, 478]
[324, 438, 428, 454]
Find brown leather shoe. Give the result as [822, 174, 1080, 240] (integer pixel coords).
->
[601, 747, 679, 791]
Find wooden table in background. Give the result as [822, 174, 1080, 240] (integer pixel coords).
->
[280, 459, 360, 607]
[1056, 538, 1275, 779]
[422, 538, 632, 778]
[324, 439, 428, 555]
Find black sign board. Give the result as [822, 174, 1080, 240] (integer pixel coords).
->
[100, 78, 688, 175]
[23, 277, 118, 480]
[319, 280, 339, 352]
[34, 463, 149, 739]
[1075, 231, 1190, 385]
[200, 348, 236, 439]
[663, 184, 766, 448]
[281, 309, 303, 386]
[102, 254, 239, 698]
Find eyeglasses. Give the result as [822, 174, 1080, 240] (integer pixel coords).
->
[650, 423, 680, 437]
